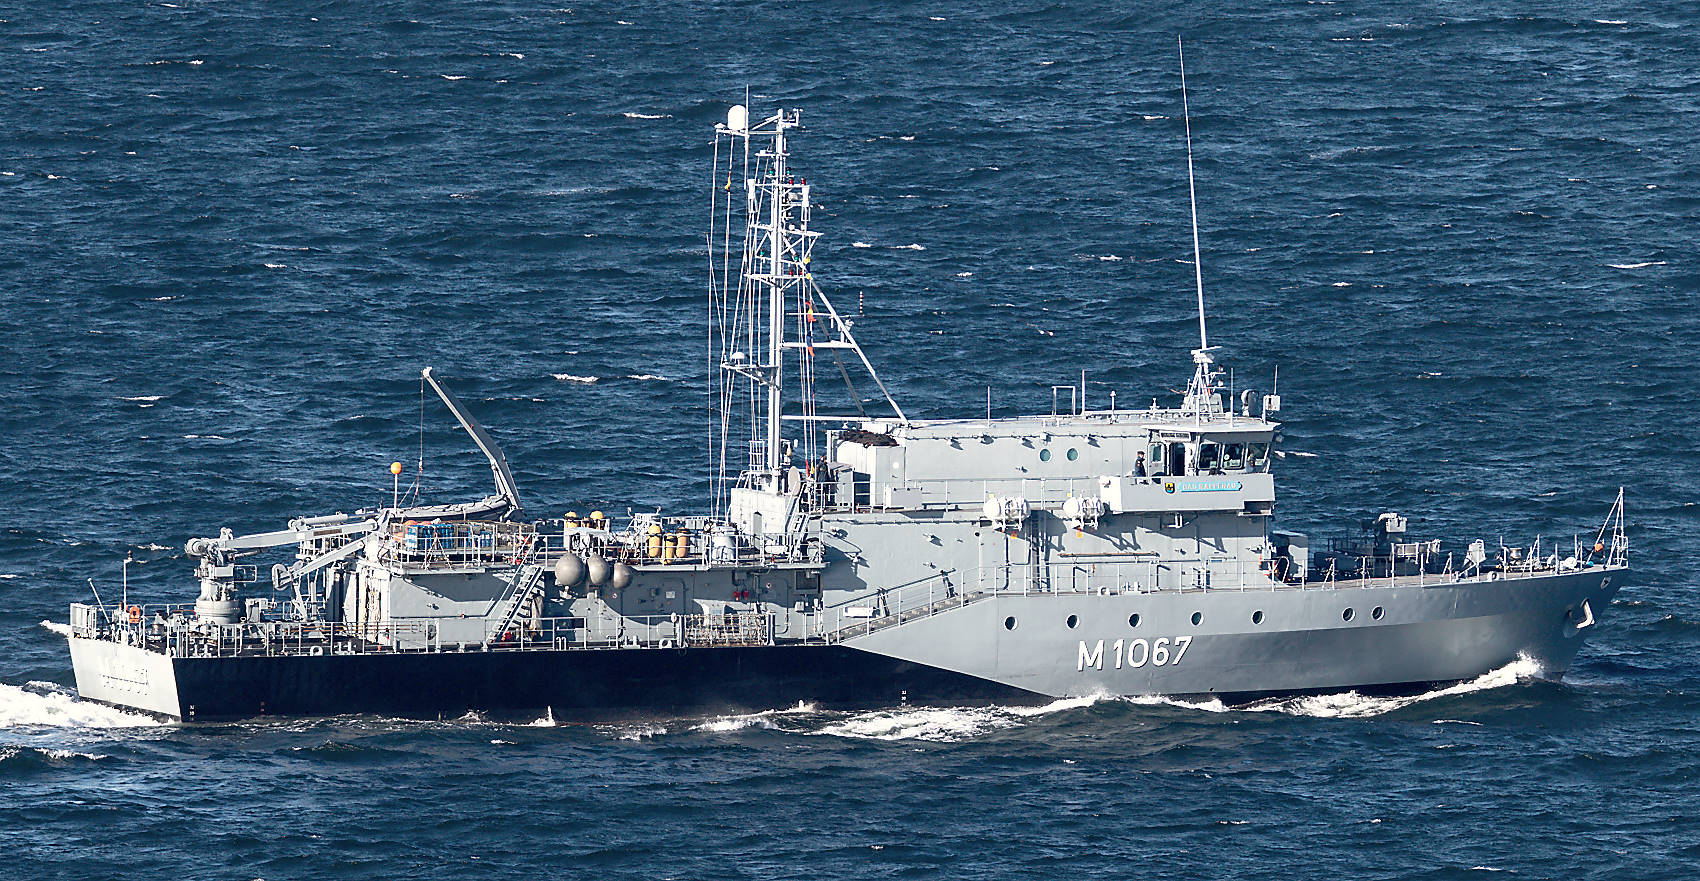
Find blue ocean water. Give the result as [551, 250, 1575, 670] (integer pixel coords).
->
[3, 1, 1697, 877]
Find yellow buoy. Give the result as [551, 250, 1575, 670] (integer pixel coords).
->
[390, 461, 403, 475]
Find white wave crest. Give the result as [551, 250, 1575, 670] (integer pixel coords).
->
[117, 395, 163, 402]
[551, 373, 598, 383]
[695, 715, 778, 733]
[693, 701, 818, 733]
[608, 723, 667, 741]
[1607, 261, 1665, 269]
[37, 620, 71, 638]
[0, 746, 108, 763]
[621, 112, 671, 119]
[625, 374, 668, 381]
[1239, 656, 1544, 719]
[814, 695, 1102, 742]
[1124, 693, 1233, 713]
[0, 682, 161, 729]
[895, 243, 925, 250]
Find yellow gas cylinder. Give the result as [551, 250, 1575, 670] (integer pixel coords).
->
[672, 529, 690, 560]
[591, 510, 607, 530]
[564, 511, 580, 528]
[647, 523, 665, 559]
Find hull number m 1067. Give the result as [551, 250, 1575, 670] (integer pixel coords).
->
[1077, 637, 1192, 672]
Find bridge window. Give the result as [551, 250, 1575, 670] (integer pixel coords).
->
[1198, 443, 1221, 474]
[1247, 443, 1270, 471]
[1223, 443, 1244, 471]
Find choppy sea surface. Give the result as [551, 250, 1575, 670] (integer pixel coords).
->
[3, 1, 1697, 878]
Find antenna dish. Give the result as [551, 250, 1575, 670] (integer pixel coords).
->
[726, 104, 748, 134]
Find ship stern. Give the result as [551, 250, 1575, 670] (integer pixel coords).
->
[69, 634, 182, 719]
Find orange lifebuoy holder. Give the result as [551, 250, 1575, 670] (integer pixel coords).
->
[127, 605, 142, 624]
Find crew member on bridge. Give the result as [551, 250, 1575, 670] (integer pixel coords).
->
[1132, 451, 1148, 481]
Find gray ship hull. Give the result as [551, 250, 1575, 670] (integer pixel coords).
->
[70, 567, 1620, 721]
[850, 568, 1622, 699]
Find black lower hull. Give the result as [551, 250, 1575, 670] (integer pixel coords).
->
[171, 644, 1047, 722]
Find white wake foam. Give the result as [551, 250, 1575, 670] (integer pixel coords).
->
[0, 746, 108, 763]
[1238, 656, 1544, 719]
[693, 701, 818, 733]
[0, 682, 161, 729]
[606, 723, 667, 741]
[813, 695, 1103, 742]
[551, 373, 598, 383]
[37, 620, 71, 638]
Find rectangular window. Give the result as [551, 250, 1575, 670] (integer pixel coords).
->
[1247, 443, 1269, 470]
[1199, 443, 1221, 473]
[1223, 443, 1244, 470]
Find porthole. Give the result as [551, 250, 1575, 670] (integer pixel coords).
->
[1128, 613, 1141, 628]
[1039, 449, 1052, 462]
[1191, 611, 1203, 626]
[1342, 608, 1355, 622]
[1252, 610, 1264, 625]
[1004, 616, 1017, 631]
[1066, 448, 1079, 461]
[1372, 606, 1384, 620]
[1066, 614, 1079, 629]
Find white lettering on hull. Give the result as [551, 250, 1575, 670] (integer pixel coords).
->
[1078, 636, 1193, 671]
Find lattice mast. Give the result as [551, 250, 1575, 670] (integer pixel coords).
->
[708, 105, 904, 515]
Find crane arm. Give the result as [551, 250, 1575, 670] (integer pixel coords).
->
[421, 367, 522, 518]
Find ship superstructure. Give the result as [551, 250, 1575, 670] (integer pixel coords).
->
[67, 106, 1628, 721]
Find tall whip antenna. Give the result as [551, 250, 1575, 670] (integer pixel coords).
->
[1179, 37, 1207, 351]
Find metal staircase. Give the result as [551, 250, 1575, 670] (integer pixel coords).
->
[485, 536, 545, 646]
[820, 569, 997, 643]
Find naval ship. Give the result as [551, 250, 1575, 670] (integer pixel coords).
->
[67, 104, 1628, 721]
